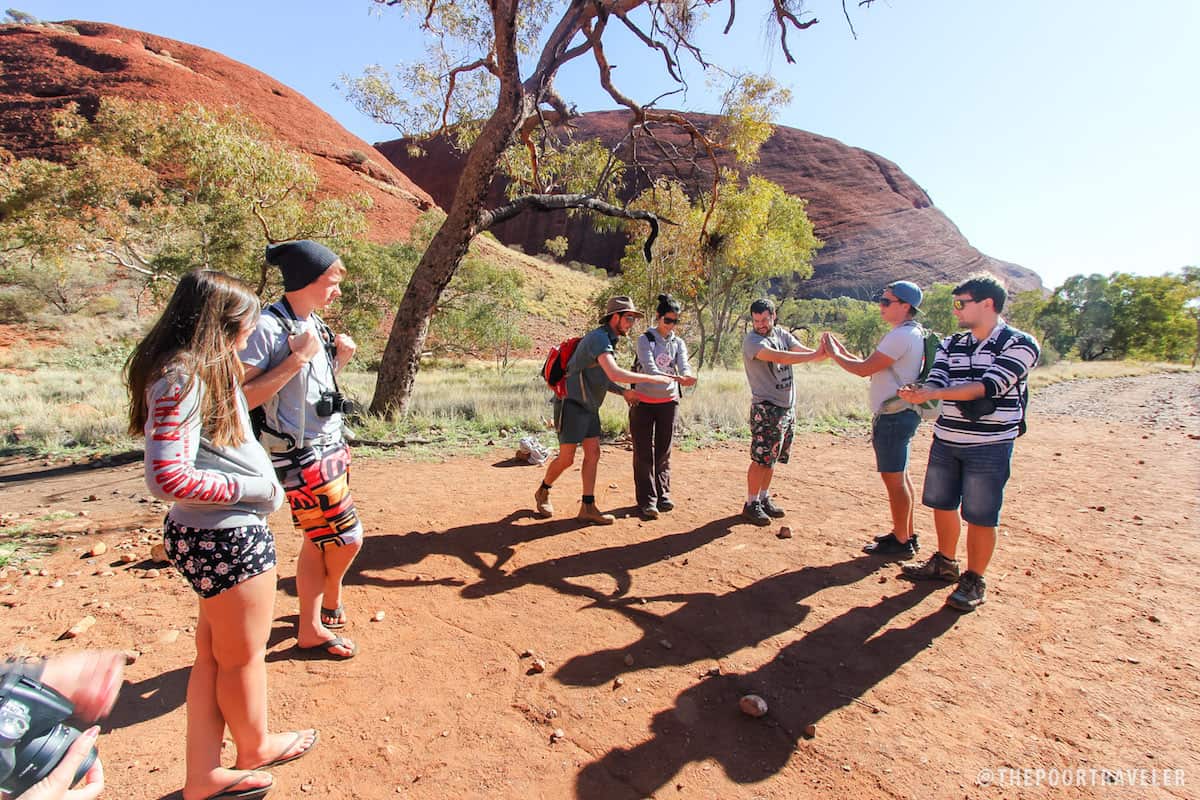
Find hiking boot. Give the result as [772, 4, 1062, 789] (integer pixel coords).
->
[760, 496, 786, 518]
[900, 551, 960, 582]
[741, 500, 771, 527]
[534, 486, 554, 518]
[945, 571, 987, 612]
[863, 532, 918, 559]
[874, 531, 921, 551]
[657, 498, 675, 512]
[640, 505, 660, 520]
[578, 503, 616, 526]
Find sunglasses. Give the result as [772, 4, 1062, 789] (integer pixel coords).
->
[877, 297, 897, 307]
[661, 316, 679, 325]
[952, 298, 980, 311]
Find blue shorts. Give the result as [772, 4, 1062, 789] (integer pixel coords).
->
[872, 409, 920, 473]
[921, 438, 1014, 527]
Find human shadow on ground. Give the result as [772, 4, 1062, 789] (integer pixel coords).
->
[274, 510, 583, 598]
[458, 514, 744, 602]
[275, 511, 741, 604]
[554, 556, 877, 687]
[103, 665, 189, 730]
[574, 583, 959, 799]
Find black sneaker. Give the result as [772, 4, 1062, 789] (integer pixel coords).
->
[658, 498, 675, 512]
[945, 571, 987, 612]
[874, 532, 921, 552]
[862, 533, 918, 559]
[900, 551, 960, 582]
[741, 500, 771, 526]
[760, 496, 786, 518]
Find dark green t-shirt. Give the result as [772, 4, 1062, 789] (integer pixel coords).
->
[565, 326, 623, 412]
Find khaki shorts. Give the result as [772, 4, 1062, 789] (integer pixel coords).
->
[554, 398, 602, 445]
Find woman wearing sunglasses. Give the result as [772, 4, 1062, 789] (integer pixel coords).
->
[628, 294, 698, 519]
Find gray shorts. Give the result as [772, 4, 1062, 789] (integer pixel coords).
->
[554, 399, 602, 445]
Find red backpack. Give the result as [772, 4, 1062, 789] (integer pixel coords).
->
[541, 337, 581, 399]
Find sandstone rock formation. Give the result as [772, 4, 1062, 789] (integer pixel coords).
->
[0, 20, 433, 241]
[377, 110, 1041, 297]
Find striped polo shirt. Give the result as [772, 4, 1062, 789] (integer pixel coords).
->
[925, 321, 1040, 445]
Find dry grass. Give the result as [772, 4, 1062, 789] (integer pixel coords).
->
[473, 238, 608, 325]
[1, 352, 1193, 459]
[1026, 359, 1193, 389]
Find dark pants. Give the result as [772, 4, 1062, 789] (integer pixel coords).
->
[630, 401, 677, 508]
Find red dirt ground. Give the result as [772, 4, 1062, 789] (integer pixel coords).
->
[1, 375, 1197, 800]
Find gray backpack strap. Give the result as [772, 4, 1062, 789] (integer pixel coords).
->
[264, 301, 309, 451]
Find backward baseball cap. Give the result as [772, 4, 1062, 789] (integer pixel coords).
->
[883, 280, 923, 311]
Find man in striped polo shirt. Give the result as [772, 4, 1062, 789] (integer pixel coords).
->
[896, 275, 1040, 611]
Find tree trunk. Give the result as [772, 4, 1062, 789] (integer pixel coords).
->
[370, 5, 524, 417]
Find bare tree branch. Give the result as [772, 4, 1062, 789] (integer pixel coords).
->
[615, 10, 682, 83]
[442, 56, 499, 132]
[772, 0, 820, 63]
[100, 247, 160, 279]
[479, 193, 676, 262]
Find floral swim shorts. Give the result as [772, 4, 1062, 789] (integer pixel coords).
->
[162, 517, 277, 598]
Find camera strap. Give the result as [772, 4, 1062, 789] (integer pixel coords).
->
[278, 297, 341, 393]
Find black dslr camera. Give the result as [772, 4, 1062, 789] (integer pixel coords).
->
[315, 390, 356, 417]
[956, 397, 997, 421]
[0, 672, 96, 795]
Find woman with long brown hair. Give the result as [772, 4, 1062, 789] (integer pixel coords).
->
[127, 270, 317, 800]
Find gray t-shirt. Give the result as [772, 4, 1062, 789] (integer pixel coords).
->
[565, 326, 624, 412]
[239, 302, 343, 451]
[742, 327, 802, 408]
[869, 322, 926, 414]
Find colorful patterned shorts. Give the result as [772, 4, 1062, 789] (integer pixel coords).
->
[163, 518, 277, 598]
[272, 441, 363, 550]
[749, 402, 794, 467]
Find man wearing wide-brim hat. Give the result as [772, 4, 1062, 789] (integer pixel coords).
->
[535, 296, 676, 525]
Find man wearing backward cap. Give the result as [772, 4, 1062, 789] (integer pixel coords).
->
[240, 240, 362, 660]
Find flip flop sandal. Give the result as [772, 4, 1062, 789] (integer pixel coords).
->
[200, 771, 273, 800]
[320, 604, 347, 629]
[254, 729, 320, 770]
[297, 635, 357, 660]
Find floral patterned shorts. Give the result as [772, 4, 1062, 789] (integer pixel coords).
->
[162, 517, 277, 598]
[749, 401, 794, 467]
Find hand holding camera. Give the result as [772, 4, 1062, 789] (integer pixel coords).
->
[12, 726, 102, 800]
[1, 649, 124, 798]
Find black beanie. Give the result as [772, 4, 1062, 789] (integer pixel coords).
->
[265, 240, 339, 291]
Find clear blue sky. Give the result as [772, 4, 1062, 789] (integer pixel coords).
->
[20, 0, 1199, 288]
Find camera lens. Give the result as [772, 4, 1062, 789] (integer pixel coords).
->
[3, 724, 96, 795]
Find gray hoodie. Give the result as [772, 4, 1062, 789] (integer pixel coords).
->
[632, 328, 692, 402]
[143, 371, 283, 530]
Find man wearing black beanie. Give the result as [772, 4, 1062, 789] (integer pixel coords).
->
[240, 240, 363, 660]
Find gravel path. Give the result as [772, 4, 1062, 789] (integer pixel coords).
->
[1034, 370, 1200, 434]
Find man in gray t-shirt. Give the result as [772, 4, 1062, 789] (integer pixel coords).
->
[740, 298, 827, 526]
[240, 240, 361, 661]
[824, 280, 927, 559]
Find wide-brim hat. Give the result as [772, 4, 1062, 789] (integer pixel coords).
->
[600, 295, 644, 322]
